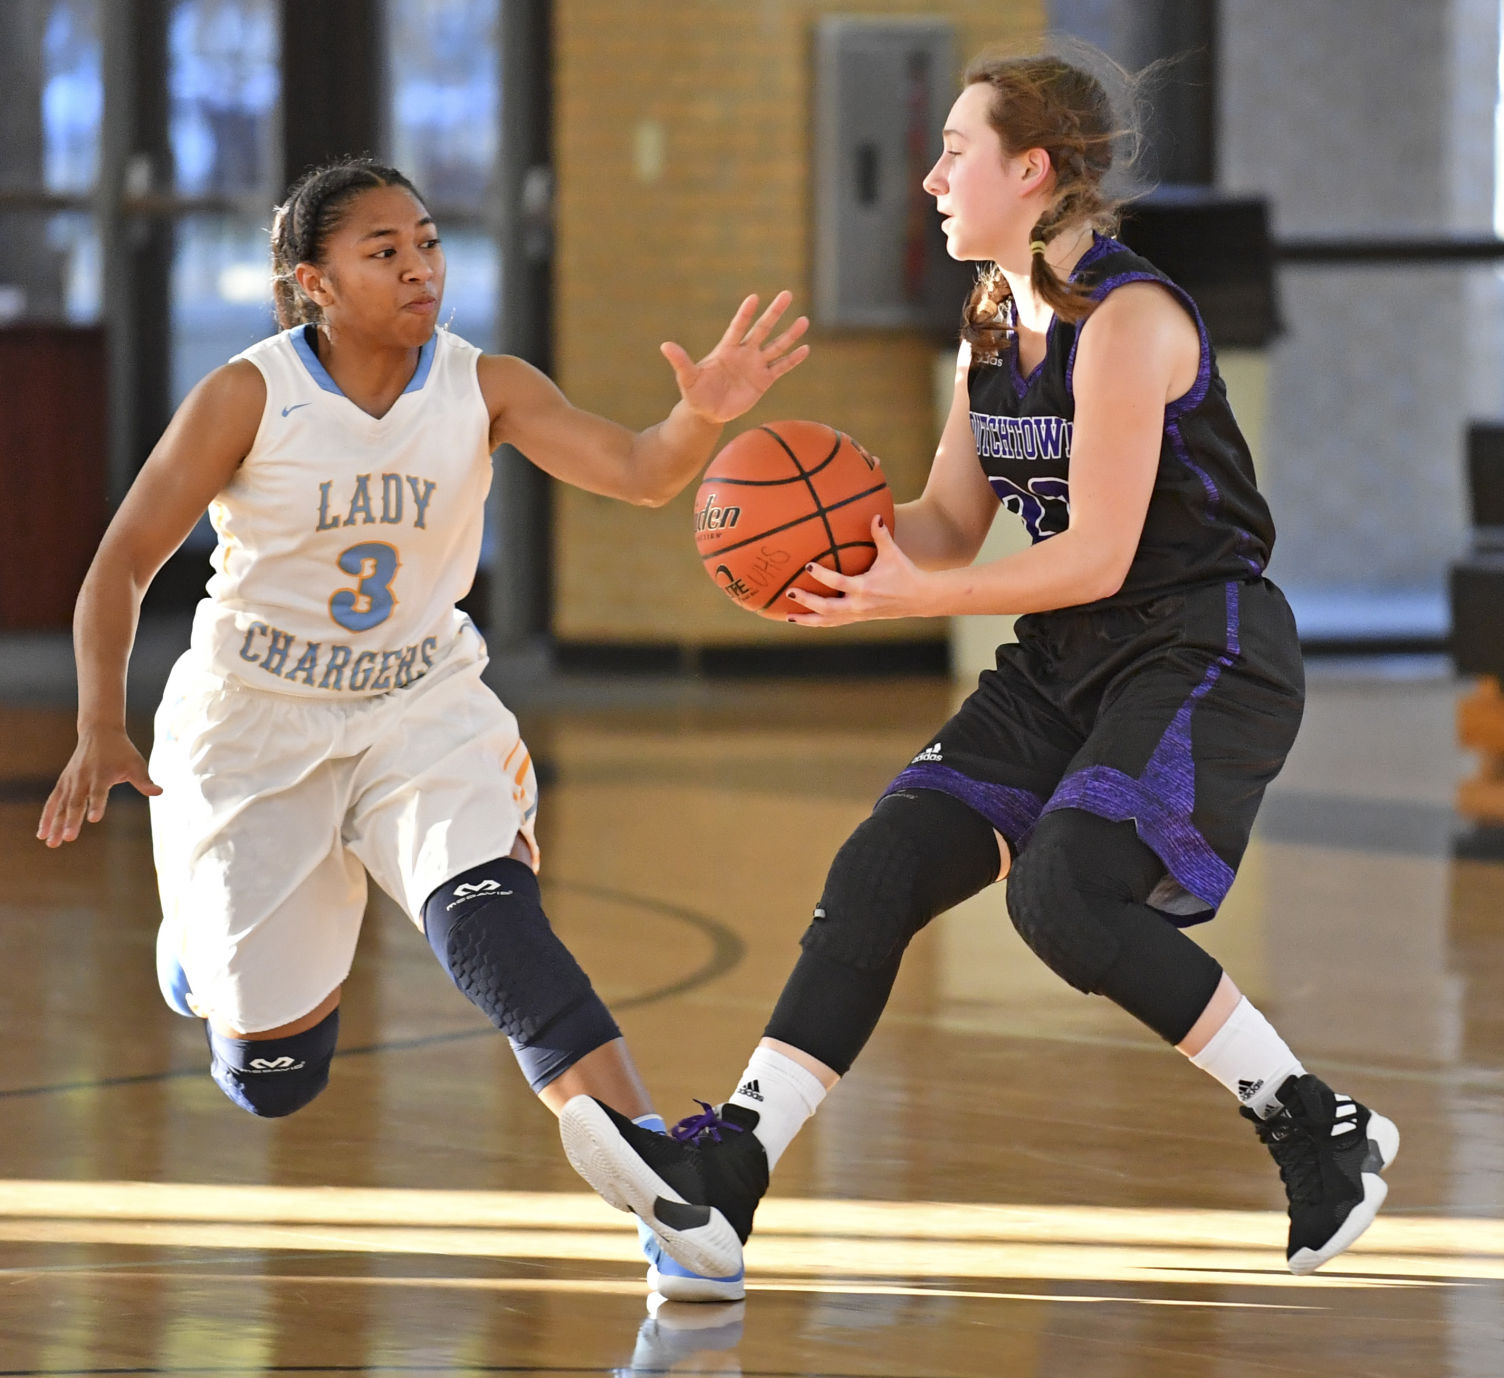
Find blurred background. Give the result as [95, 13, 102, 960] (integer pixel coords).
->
[4, 0, 1503, 688]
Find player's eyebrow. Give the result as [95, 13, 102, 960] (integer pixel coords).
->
[358, 217, 436, 243]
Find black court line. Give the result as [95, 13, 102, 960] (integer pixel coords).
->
[0, 880, 743, 1103]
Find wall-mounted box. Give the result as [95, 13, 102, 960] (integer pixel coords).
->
[813, 17, 970, 331]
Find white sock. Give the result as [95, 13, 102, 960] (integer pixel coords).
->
[1185, 997, 1305, 1119]
[726, 1046, 828, 1169]
[634, 1113, 666, 1133]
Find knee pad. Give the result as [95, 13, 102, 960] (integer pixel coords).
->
[423, 857, 620, 1093]
[802, 788, 1001, 972]
[208, 1007, 339, 1118]
[1005, 811, 1223, 1041]
[1004, 818, 1127, 995]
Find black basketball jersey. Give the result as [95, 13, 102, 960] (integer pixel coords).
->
[966, 234, 1274, 607]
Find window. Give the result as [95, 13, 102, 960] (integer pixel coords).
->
[166, 0, 281, 404]
[0, 0, 102, 323]
[386, 0, 501, 351]
[42, 0, 103, 194]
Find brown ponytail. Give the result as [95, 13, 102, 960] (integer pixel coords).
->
[959, 48, 1142, 361]
[269, 159, 424, 329]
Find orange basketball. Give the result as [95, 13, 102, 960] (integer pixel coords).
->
[693, 420, 894, 619]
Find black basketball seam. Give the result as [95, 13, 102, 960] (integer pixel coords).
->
[761, 425, 845, 571]
[700, 442, 852, 487]
[758, 540, 879, 611]
[696, 481, 889, 562]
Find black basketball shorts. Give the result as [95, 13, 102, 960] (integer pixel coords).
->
[882, 578, 1305, 923]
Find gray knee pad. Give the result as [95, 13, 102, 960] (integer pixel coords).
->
[207, 1008, 339, 1118]
[424, 858, 620, 1092]
[802, 788, 1001, 972]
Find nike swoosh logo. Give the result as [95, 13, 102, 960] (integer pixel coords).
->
[281, 402, 311, 417]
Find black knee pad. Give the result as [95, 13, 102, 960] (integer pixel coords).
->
[1005, 811, 1222, 1042]
[802, 788, 1001, 972]
[1005, 815, 1134, 995]
[423, 857, 620, 1092]
[208, 1007, 339, 1118]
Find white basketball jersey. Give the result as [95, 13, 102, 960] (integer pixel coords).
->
[189, 325, 492, 697]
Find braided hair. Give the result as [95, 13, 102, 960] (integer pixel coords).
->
[958, 50, 1141, 362]
[269, 159, 424, 329]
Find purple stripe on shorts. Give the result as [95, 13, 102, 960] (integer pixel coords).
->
[1043, 765, 1237, 908]
[1039, 581, 1243, 909]
[882, 764, 1045, 846]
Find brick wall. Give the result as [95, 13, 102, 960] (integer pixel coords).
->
[552, 0, 1042, 645]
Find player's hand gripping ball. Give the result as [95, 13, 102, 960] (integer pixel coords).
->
[693, 420, 894, 619]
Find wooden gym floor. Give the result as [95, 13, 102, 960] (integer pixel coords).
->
[1, 646, 1501, 1377]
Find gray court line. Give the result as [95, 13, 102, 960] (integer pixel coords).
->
[0, 881, 744, 1103]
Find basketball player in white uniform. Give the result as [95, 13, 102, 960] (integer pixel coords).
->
[37, 159, 806, 1303]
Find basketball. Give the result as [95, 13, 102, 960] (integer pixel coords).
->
[692, 420, 894, 618]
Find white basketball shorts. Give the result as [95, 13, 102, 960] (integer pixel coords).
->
[148, 622, 539, 1033]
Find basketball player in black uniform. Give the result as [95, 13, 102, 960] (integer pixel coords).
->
[557, 50, 1399, 1284]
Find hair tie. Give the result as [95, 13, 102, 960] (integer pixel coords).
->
[1029, 240, 1048, 256]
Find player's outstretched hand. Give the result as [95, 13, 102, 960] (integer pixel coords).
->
[38, 729, 162, 847]
[662, 292, 810, 425]
[785, 516, 934, 627]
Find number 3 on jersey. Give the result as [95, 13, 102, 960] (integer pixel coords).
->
[330, 541, 400, 631]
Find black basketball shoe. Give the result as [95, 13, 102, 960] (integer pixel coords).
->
[560, 1097, 769, 1279]
[1242, 1073, 1400, 1274]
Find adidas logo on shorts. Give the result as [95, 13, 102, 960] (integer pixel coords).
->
[911, 742, 944, 763]
[737, 1078, 764, 1102]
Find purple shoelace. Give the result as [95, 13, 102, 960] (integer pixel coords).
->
[669, 1099, 746, 1145]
